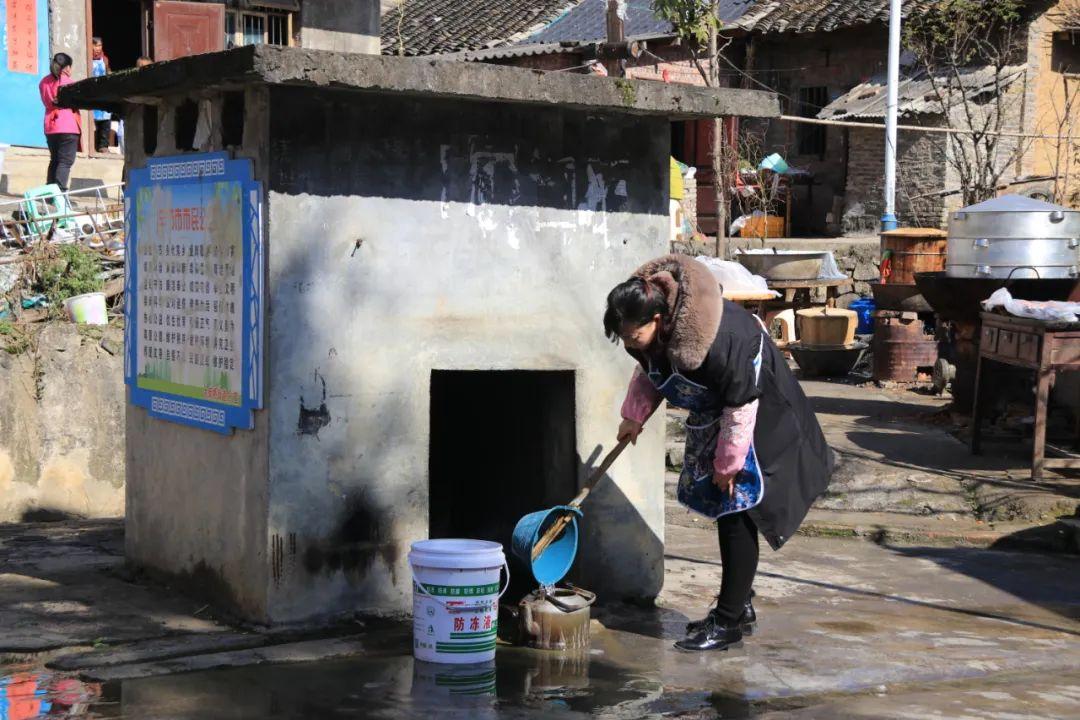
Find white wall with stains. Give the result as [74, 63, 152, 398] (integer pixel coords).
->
[255, 90, 674, 621]
[263, 192, 669, 621]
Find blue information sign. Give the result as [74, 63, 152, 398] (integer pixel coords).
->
[124, 153, 264, 434]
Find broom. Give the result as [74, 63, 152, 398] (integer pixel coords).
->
[530, 410, 656, 562]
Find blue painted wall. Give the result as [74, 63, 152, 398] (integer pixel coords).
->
[0, 0, 51, 148]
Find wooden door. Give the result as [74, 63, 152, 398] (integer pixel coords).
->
[153, 1, 225, 61]
[686, 118, 737, 235]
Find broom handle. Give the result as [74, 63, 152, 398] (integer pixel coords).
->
[569, 437, 631, 509]
[530, 407, 657, 562]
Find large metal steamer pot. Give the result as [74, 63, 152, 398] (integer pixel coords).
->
[946, 195, 1080, 279]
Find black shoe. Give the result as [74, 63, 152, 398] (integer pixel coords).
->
[674, 616, 744, 652]
[685, 590, 756, 635]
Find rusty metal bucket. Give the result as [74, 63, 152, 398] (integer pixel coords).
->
[872, 312, 938, 382]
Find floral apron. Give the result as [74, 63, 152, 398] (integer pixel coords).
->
[648, 318, 767, 519]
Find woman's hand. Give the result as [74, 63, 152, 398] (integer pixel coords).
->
[713, 472, 736, 497]
[617, 419, 644, 445]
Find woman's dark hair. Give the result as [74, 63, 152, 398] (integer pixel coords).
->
[604, 277, 668, 342]
[52, 53, 73, 69]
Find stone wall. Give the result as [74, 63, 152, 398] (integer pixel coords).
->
[844, 124, 950, 232]
[0, 324, 125, 523]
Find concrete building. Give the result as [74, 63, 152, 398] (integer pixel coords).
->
[61, 45, 778, 624]
[0, 0, 379, 194]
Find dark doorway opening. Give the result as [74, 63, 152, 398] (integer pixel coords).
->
[91, 0, 144, 70]
[429, 370, 577, 603]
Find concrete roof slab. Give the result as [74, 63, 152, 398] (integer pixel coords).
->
[58, 44, 778, 120]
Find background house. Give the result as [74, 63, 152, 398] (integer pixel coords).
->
[733, 0, 1080, 232]
[379, 0, 580, 56]
[0, 0, 378, 193]
[821, 66, 1027, 232]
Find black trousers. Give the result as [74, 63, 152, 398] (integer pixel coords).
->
[714, 511, 759, 623]
[46, 133, 79, 193]
[94, 120, 111, 151]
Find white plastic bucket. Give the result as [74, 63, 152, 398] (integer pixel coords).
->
[409, 539, 508, 665]
[64, 292, 107, 325]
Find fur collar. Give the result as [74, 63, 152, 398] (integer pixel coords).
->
[632, 254, 721, 371]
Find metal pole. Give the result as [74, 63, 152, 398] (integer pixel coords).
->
[882, 0, 901, 231]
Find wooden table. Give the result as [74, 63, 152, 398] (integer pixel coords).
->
[971, 311, 1080, 480]
[723, 290, 778, 319]
[767, 278, 846, 310]
[725, 280, 846, 345]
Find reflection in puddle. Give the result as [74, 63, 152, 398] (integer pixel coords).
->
[412, 660, 497, 698]
[0, 669, 104, 719]
[1, 645, 757, 718]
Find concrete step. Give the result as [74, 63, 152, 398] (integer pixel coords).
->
[78, 635, 374, 682]
[48, 632, 270, 672]
[1, 145, 123, 196]
[798, 508, 1079, 552]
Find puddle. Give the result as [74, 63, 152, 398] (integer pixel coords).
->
[0, 668, 109, 719]
[1, 647, 770, 719]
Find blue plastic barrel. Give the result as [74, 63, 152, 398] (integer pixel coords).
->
[849, 297, 875, 335]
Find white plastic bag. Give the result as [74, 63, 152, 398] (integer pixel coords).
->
[983, 287, 1080, 323]
[694, 256, 778, 297]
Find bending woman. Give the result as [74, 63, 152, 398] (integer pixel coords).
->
[605, 254, 833, 652]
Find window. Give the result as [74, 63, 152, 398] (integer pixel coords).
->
[225, 8, 293, 48]
[797, 86, 828, 157]
[242, 13, 265, 46]
[225, 11, 236, 49]
[268, 13, 289, 46]
[1052, 31, 1080, 74]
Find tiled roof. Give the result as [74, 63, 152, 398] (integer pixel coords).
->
[735, 0, 933, 35]
[380, 0, 581, 56]
[528, 0, 755, 43]
[440, 42, 585, 62]
[818, 64, 1026, 119]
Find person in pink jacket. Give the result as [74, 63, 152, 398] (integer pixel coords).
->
[39, 53, 81, 193]
[606, 254, 833, 653]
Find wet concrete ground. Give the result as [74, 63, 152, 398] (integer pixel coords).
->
[667, 378, 1080, 550]
[2, 519, 1078, 718]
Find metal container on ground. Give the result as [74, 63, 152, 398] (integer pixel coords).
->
[788, 341, 868, 377]
[796, 307, 858, 346]
[870, 282, 933, 313]
[872, 311, 938, 382]
[880, 227, 948, 284]
[518, 585, 595, 651]
[914, 271, 1080, 323]
[947, 195, 1080, 279]
[737, 250, 825, 281]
